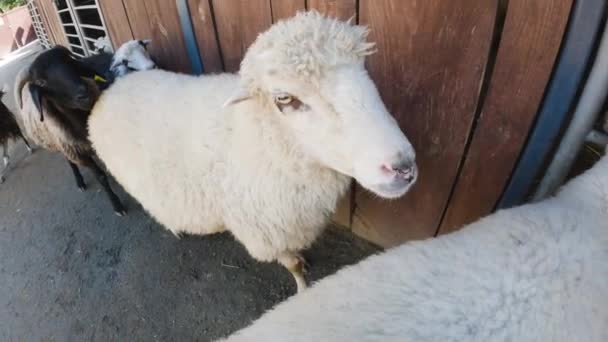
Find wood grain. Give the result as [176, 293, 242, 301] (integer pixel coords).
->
[33, 0, 55, 43]
[188, 0, 223, 73]
[353, 0, 497, 247]
[271, 0, 305, 22]
[35, 0, 68, 47]
[211, 0, 272, 72]
[123, 0, 191, 73]
[438, 0, 574, 234]
[307, 0, 357, 20]
[98, 0, 134, 48]
[121, 0, 154, 46]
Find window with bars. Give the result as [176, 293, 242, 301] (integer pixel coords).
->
[53, 0, 110, 57]
[27, 0, 51, 49]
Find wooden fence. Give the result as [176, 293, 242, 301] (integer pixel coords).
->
[33, 0, 573, 247]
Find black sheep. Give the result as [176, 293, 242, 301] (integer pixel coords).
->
[0, 89, 32, 183]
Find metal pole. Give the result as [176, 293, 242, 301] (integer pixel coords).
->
[533, 24, 608, 200]
[176, 0, 204, 75]
[498, 0, 607, 208]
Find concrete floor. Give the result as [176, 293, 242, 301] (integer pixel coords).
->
[0, 144, 379, 341]
[0, 42, 379, 341]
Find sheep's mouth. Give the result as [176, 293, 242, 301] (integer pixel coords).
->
[363, 173, 418, 199]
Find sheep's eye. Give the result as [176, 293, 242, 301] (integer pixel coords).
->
[275, 94, 293, 105]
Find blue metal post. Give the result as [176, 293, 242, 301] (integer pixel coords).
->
[176, 0, 205, 75]
[498, 0, 607, 208]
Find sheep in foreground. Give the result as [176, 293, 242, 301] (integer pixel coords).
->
[88, 11, 417, 291]
[14, 46, 126, 215]
[223, 154, 608, 341]
[0, 88, 32, 183]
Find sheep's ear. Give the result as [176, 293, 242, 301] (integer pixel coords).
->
[29, 83, 45, 122]
[223, 87, 251, 107]
[139, 39, 152, 48]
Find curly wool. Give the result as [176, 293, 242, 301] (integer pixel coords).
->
[240, 10, 376, 95]
[223, 155, 608, 341]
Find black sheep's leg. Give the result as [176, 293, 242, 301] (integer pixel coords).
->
[82, 156, 126, 217]
[19, 133, 33, 154]
[2, 141, 8, 167]
[0, 141, 8, 183]
[68, 160, 87, 191]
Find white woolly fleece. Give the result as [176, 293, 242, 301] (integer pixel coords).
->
[89, 68, 350, 262]
[240, 11, 375, 95]
[87, 11, 390, 267]
[222, 155, 608, 341]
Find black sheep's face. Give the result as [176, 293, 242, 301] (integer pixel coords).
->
[30, 48, 100, 112]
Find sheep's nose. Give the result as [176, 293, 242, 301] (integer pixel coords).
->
[383, 159, 417, 182]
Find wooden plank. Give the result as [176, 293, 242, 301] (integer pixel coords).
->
[188, 0, 223, 73]
[33, 0, 55, 44]
[353, 0, 497, 247]
[122, 0, 154, 43]
[142, 0, 191, 73]
[98, 0, 134, 48]
[123, 0, 191, 73]
[271, 0, 305, 22]
[36, 0, 68, 47]
[331, 182, 354, 229]
[307, 0, 357, 20]
[438, 0, 574, 234]
[211, 0, 272, 72]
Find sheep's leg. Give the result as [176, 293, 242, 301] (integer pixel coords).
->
[67, 160, 87, 192]
[0, 141, 8, 184]
[278, 252, 309, 293]
[83, 157, 126, 217]
[2, 141, 8, 167]
[19, 133, 33, 154]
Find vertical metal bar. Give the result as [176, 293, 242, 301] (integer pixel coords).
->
[533, 24, 608, 200]
[93, 0, 113, 52]
[176, 0, 204, 75]
[64, 0, 90, 55]
[498, 0, 607, 208]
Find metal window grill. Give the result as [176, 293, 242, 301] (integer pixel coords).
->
[53, 0, 110, 57]
[27, 0, 51, 49]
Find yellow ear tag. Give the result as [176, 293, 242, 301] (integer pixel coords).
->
[94, 74, 107, 83]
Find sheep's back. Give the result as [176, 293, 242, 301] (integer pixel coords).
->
[89, 70, 238, 232]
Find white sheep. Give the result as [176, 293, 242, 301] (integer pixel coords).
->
[222, 154, 608, 341]
[88, 11, 417, 292]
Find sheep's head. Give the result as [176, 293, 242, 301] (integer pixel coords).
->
[227, 11, 417, 199]
[16, 46, 100, 121]
[110, 39, 157, 77]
